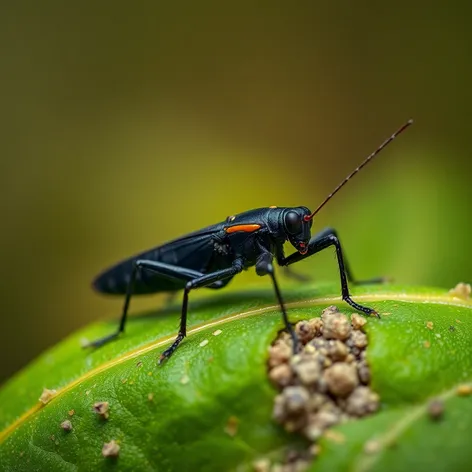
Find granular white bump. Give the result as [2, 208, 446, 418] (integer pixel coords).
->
[449, 282, 471, 300]
[199, 339, 209, 347]
[39, 388, 57, 405]
[213, 330, 222, 336]
[60, 420, 73, 431]
[102, 440, 120, 458]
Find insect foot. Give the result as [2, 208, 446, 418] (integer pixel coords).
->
[158, 333, 185, 365]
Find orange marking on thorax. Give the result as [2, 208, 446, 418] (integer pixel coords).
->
[225, 224, 261, 234]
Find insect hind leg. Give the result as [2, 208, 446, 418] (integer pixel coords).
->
[83, 260, 209, 349]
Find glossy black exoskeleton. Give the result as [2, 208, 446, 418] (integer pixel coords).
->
[87, 120, 413, 362]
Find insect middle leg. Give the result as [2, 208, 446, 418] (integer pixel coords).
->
[158, 259, 244, 363]
[281, 228, 380, 317]
[84, 260, 215, 349]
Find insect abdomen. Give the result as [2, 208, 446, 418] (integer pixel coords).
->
[92, 247, 186, 295]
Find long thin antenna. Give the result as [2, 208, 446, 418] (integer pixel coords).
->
[304, 119, 414, 222]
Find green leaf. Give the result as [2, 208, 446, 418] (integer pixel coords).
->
[1, 283, 471, 471]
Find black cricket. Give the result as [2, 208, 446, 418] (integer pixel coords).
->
[87, 120, 413, 363]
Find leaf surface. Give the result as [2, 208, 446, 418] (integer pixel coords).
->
[0, 283, 471, 471]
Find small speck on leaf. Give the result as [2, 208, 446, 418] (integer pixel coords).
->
[68, 409, 75, 417]
[252, 458, 270, 472]
[39, 388, 57, 405]
[213, 329, 222, 336]
[310, 444, 321, 457]
[148, 393, 154, 402]
[136, 361, 143, 368]
[199, 339, 209, 347]
[426, 321, 434, 330]
[324, 429, 345, 444]
[180, 375, 190, 385]
[424, 340, 431, 349]
[61, 420, 73, 431]
[93, 401, 110, 419]
[102, 440, 120, 458]
[224, 416, 239, 437]
[449, 282, 471, 300]
[428, 399, 444, 421]
[364, 440, 381, 454]
[457, 384, 472, 396]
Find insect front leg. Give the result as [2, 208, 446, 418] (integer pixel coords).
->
[84, 260, 209, 349]
[280, 228, 381, 318]
[256, 251, 299, 353]
[158, 259, 244, 364]
[274, 242, 311, 283]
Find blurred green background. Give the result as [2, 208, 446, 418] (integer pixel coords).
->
[1, 2, 471, 383]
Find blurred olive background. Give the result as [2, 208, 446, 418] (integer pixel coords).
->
[1, 2, 471, 383]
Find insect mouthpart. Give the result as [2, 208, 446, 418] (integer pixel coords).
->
[298, 242, 309, 255]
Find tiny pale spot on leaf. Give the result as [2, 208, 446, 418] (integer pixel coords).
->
[224, 416, 239, 437]
[324, 429, 345, 444]
[39, 388, 57, 405]
[102, 440, 120, 458]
